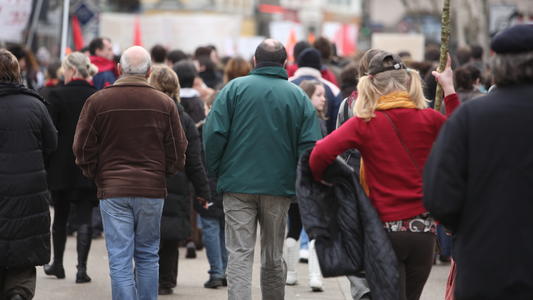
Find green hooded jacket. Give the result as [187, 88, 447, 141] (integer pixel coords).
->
[203, 66, 322, 197]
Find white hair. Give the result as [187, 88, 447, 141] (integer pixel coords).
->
[119, 46, 151, 75]
[63, 52, 95, 79]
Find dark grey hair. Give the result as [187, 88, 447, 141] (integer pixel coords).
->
[491, 51, 533, 87]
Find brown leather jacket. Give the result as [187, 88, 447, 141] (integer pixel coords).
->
[73, 75, 187, 199]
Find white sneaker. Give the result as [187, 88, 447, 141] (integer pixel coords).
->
[284, 238, 299, 285]
[308, 240, 324, 292]
[299, 248, 309, 263]
[286, 270, 298, 286]
[309, 275, 324, 292]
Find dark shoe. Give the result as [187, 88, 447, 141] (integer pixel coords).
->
[91, 230, 102, 239]
[204, 277, 224, 289]
[186, 247, 196, 259]
[222, 277, 228, 287]
[76, 266, 92, 283]
[44, 263, 65, 279]
[49, 226, 67, 276]
[76, 224, 92, 284]
[158, 287, 173, 295]
[8, 294, 25, 300]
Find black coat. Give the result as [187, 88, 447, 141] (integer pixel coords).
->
[195, 175, 223, 219]
[196, 126, 223, 219]
[160, 104, 210, 241]
[181, 94, 223, 218]
[46, 80, 97, 192]
[296, 149, 399, 300]
[0, 83, 57, 268]
[424, 84, 533, 300]
[180, 96, 205, 124]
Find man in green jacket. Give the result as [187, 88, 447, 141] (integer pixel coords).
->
[203, 39, 322, 300]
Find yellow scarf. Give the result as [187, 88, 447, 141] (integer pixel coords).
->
[360, 91, 417, 195]
[376, 91, 417, 110]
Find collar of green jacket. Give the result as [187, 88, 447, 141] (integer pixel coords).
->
[250, 66, 288, 80]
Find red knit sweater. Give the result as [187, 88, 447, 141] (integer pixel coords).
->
[309, 94, 460, 222]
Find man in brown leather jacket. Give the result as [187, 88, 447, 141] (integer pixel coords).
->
[73, 46, 187, 300]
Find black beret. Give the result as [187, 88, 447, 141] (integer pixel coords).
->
[297, 48, 322, 71]
[490, 24, 533, 54]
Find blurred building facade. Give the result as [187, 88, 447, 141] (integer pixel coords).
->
[2, 0, 532, 62]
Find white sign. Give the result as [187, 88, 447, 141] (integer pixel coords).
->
[0, 0, 33, 42]
[269, 21, 304, 46]
[100, 12, 243, 56]
[372, 33, 425, 62]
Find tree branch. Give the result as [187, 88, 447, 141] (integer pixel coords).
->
[434, 0, 451, 112]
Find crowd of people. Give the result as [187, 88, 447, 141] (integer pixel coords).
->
[0, 23, 532, 300]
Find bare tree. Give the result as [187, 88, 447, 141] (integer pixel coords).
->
[399, 0, 441, 14]
[454, 0, 490, 51]
[397, 0, 490, 52]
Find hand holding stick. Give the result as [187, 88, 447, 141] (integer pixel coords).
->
[432, 53, 455, 97]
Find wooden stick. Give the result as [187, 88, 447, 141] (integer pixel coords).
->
[434, 0, 451, 112]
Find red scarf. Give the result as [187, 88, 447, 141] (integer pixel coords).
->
[45, 79, 59, 87]
[90, 56, 117, 75]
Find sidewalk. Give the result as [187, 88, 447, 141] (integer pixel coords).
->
[34, 234, 449, 299]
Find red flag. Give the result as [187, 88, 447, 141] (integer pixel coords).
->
[334, 24, 357, 56]
[133, 16, 142, 46]
[308, 32, 316, 44]
[341, 24, 357, 55]
[71, 16, 84, 51]
[286, 28, 297, 63]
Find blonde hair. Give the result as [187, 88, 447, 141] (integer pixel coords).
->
[62, 52, 96, 79]
[88, 64, 98, 77]
[354, 68, 428, 121]
[148, 65, 180, 101]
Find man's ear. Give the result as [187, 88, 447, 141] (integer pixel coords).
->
[117, 63, 123, 77]
[283, 59, 288, 68]
[252, 56, 257, 68]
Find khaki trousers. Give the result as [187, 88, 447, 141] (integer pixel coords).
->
[223, 193, 291, 300]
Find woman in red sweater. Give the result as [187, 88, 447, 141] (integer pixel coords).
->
[309, 51, 459, 300]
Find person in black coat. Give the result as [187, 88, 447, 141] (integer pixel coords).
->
[173, 60, 206, 124]
[0, 49, 58, 300]
[195, 46, 223, 90]
[424, 24, 533, 300]
[173, 59, 210, 258]
[42, 52, 98, 284]
[148, 65, 211, 295]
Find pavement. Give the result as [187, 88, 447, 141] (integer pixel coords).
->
[34, 234, 451, 300]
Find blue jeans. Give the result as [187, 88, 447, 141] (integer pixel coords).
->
[300, 229, 309, 249]
[437, 224, 452, 257]
[100, 197, 164, 300]
[200, 216, 227, 279]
